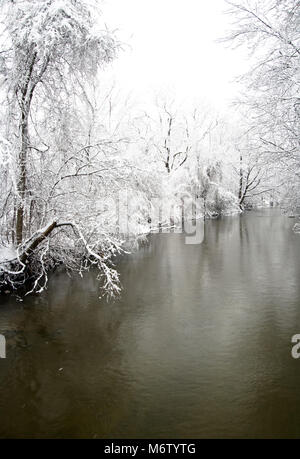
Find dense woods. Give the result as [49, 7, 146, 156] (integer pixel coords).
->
[0, 0, 299, 298]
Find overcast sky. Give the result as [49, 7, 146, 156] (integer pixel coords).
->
[102, 0, 248, 111]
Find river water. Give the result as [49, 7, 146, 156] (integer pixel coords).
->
[0, 209, 300, 438]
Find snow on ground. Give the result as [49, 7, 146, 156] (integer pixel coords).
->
[0, 246, 16, 263]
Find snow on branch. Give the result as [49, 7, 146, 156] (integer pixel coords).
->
[0, 220, 123, 299]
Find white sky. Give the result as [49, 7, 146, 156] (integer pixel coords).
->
[102, 0, 248, 111]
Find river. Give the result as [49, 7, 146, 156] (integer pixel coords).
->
[0, 209, 300, 438]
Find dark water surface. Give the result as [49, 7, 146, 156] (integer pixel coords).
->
[1, 209, 300, 438]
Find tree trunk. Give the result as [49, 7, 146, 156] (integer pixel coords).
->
[16, 109, 29, 245]
[238, 152, 243, 206]
[15, 51, 38, 245]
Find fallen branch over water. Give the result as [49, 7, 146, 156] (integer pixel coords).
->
[0, 221, 123, 299]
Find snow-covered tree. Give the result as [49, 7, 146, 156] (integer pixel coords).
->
[0, 0, 128, 297]
[224, 0, 300, 212]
